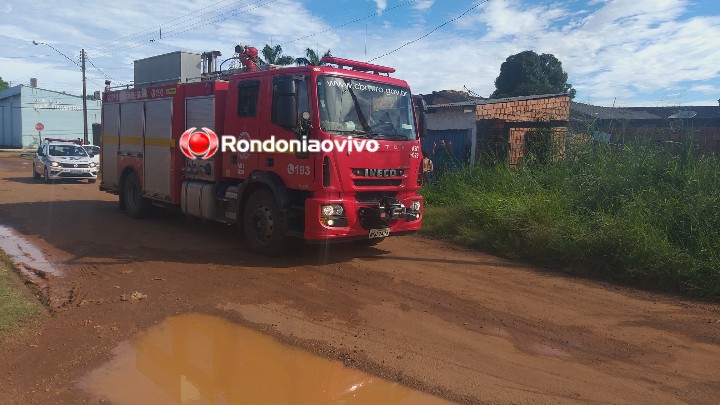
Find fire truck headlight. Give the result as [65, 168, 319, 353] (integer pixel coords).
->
[321, 204, 344, 217]
[411, 200, 421, 212]
[50, 161, 60, 168]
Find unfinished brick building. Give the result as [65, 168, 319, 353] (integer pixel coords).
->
[424, 94, 570, 166]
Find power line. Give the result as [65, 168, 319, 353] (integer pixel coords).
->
[279, 0, 416, 46]
[86, 55, 127, 86]
[32, 41, 82, 69]
[105, 0, 275, 54]
[370, 0, 490, 62]
[88, 0, 251, 51]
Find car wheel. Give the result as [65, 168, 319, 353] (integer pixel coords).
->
[33, 164, 40, 180]
[243, 189, 289, 255]
[88, 179, 96, 184]
[123, 172, 153, 218]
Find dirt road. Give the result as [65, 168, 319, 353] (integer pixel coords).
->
[0, 153, 719, 404]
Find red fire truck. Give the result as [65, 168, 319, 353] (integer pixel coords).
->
[100, 51, 426, 255]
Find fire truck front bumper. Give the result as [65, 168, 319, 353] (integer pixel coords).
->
[303, 195, 423, 242]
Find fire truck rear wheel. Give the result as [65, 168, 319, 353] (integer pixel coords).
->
[123, 172, 153, 218]
[243, 189, 289, 255]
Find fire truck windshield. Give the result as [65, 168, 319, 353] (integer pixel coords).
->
[317, 76, 417, 140]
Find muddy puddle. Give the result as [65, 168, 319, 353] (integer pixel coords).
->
[79, 313, 453, 404]
[0, 224, 61, 278]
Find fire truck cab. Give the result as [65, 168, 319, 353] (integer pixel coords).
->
[100, 54, 425, 255]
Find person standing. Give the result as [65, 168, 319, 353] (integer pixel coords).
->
[433, 139, 454, 176]
[422, 150, 434, 185]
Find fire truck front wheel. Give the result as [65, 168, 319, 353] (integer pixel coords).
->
[243, 190, 289, 255]
[123, 172, 153, 218]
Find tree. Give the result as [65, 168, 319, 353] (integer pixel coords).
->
[0, 76, 9, 91]
[261, 44, 295, 66]
[491, 51, 576, 99]
[295, 48, 332, 66]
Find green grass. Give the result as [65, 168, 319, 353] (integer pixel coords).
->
[0, 253, 42, 338]
[421, 139, 720, 299]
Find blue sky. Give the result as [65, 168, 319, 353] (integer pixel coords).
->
[1, 0, 718, 106]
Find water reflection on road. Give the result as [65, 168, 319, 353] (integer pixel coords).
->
[79, 313, 453, 404]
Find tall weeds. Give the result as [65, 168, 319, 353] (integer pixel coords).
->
[421, 139, 720, 299]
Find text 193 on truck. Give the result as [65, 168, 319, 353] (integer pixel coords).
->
[100, 47, 427, 255]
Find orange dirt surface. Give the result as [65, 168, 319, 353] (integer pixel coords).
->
[0, 153, 719, 404]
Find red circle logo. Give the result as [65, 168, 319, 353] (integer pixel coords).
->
[179, 127, 219, 160]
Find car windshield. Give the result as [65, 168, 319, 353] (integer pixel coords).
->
[48, 145, 89, 157]
[84, 146, 100, 155]
[317, 76, 417, 140]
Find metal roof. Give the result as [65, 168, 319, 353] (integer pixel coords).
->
[427, 93, 567, 109]
[571, 102, 720, 120]
[0, 84, 84, 101]
[570, 102, 662, 120]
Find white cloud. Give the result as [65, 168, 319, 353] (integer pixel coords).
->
[374, 0, 387, 14]
[690, 85, 720, 95]
[456, 0, 565, 38]
[414, 0, 435, 11]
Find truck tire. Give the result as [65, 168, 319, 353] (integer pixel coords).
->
[123, 172, 153, 218]
[33, 164, 40, 180]
[243, 189, 289, 255]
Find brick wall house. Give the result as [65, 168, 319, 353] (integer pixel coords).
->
[426, 94, 570, 166]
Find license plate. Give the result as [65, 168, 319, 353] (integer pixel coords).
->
[368, 228, 390, 239]
[68, 171, 82, 175]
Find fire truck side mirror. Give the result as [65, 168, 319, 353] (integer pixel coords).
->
[274, 78, 298, 130]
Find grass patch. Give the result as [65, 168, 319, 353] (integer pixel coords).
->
[421, 140, 720, 299]
[0, 252, 42, 338]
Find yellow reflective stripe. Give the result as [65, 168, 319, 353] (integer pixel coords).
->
[103, 135, 174, 147]
[119, 136, 142, 145]
[145, 138, 175, 147]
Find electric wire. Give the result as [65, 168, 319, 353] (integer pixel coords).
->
[108, 0, 276, 54]
[369, 0, 491, 61]
[89, 0, 248, 51]
[278, 0, 416, 46]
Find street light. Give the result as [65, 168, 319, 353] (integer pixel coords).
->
[32, 40, 88, 144]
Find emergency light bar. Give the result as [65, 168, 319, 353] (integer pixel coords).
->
[320, 56, 395, 74]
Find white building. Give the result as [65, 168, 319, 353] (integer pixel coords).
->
[0, 85, 100, 148]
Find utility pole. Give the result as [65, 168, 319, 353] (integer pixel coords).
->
[81, 49, 88, 144]
[32, 41, 90, 143]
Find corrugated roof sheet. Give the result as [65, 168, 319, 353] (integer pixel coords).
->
[571, 102, 662, 120]
[427, 93, 567, 109]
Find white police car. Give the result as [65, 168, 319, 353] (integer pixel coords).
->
[33, 139, 98, 183]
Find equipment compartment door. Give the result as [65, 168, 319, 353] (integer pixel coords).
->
[119, 102, 144, 158]
[101, 103, 120, 187]
[144, 99, 173, 199]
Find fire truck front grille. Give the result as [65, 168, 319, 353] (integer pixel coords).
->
[355, 191, 398, 204]
[60, 163, 90, 168]
[353, 179, 402, 187]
